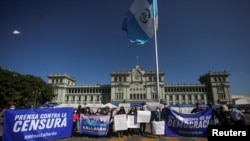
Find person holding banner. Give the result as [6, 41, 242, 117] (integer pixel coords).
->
[152, 107, 164, 136]
[218, 105, 231, 125]
[155, 107, 162, 121]
[139, 106, 146, 136]
[1, 103, 16, 127]
[95, 108, 102, 116]
[191, 103, 203, 113]
[84, 107, 91, 116]
[116, 106, 126, 138]
[127, 107, 140, 136]
[106, 107, 114, 137]
[228, 105, 245, 125]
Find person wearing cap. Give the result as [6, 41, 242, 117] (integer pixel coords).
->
[228, 105, 245, 125]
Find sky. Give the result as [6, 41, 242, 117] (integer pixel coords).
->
[1, 0, 250, 96]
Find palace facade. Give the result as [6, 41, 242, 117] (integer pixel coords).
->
[48, 65, 232, 106]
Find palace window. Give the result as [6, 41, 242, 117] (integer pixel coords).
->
[182, 95, 185, 100]
[116, 93, 123, 100]
[217, 86, 224, 93]
[169, 95, 172, 100]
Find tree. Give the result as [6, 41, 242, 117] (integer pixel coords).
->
[0, 67, 55, 108]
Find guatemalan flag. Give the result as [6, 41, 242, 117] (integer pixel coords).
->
[122, 0, 158, 45]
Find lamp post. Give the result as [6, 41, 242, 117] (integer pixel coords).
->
[33, 90, 41, 108]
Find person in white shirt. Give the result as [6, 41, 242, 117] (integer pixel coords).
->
[228, 105, 245, 125]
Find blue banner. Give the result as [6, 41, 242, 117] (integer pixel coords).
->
[165, 108, 214, 137]
[3, 108, 73, 141]
[79, 114, 110, 136]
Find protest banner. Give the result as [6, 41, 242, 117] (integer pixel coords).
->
[114, 114, 127, 131]
[127, 115, 140, 128]
[2, 108, 73, 141]
[165, 108, 214, 137]
[137, 111, 151, 123]
[79, 114, 110, 136]
[152, 121, 165, 135]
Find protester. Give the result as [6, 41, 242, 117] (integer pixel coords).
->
[161, 104, 168, 120]
[191, 103, 203, 113]
[84, 107, 91, 116]
[228, 105, 245, 125]
[207, 102, 220, 125]
[1, 103, 16, 129]
[106, 107, 114, 137]
[139, 106, 146, 136]
[116, 106, 126, 138]
[89, 109, 95, 115]
[95, 108, 102, 116]
[218, 105, 231, 125]
[155, 107, 162, 121]
[72, 109, 80, 136]
[149, 106, 162, 133]
[102, 106, 109, 115]
[45, 104, 49, 108]
[76, 105, 84, 133]
[127, 107, 140, 136]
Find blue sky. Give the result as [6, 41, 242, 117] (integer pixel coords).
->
[1, 0, 250, 96]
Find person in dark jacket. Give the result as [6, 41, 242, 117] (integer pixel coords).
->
[116, 106, 126, 138]
[191, 103, 203, 113]
[139, 106, 146, 136]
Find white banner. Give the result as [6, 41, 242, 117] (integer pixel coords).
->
[137, 111, 151, 123]
[146, 101, 162, 111]
[114, 114, 128, 131]
[127, 115, 140, 128]
[152, 121, 165, 135]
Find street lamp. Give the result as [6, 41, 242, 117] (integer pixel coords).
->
[33, 90, 41, 108]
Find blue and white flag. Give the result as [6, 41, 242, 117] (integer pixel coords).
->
[122, 0, 158, 44]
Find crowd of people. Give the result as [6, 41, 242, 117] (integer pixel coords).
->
[190, 102, 246, 125]
[71, 104, 167, 138]
[1, 102, 247, 139]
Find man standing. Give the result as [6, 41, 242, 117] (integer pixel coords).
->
[191, 103, 203, 113]
[228, 105, 245, 125]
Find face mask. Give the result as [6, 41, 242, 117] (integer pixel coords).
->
[98, 110, 101, 112]
[10, 108, 15, 110]
[74, 110, 77, 112]
[157, 109, 160, 112]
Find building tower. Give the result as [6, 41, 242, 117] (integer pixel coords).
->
[199, 71, 232, 105]
[47, 73, 75, 104]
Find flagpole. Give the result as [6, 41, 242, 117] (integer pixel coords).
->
[153, 0, 160, 103]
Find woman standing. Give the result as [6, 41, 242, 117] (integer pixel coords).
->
[116, 106, 126, 138]
[72, 109, 80, 136]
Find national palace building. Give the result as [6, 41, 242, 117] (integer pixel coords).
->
[48, 65, 232, 106]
